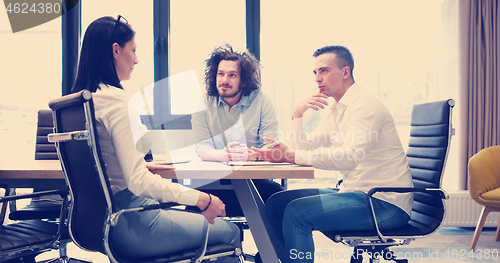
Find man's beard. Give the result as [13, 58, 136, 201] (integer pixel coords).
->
[218, 85, 241, 98]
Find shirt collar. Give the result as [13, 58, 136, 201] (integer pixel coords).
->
[216, 90, 258, 108]
[216, 96, 225, 106]
[330, 83, 361, 110]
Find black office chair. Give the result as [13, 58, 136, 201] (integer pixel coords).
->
[35, 110, 59, 160]
[2, 110, 79, 263]
[47, 90, 243, 263]
[322, 99, 455, 263]
[0, 183, 68, 263]
[9, 110, 63, 221]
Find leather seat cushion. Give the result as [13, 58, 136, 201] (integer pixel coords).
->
[0, 220, 58, 251]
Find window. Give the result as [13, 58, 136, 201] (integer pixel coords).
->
[0, 12, 61, 162]
[261, 0, 459, 191]
[1, 1, 459, 192]
[149, 0, 246, 130]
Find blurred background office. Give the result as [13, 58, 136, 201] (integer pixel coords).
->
[0, 0, 459, 192]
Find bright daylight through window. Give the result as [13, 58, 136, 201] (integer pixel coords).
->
[260, 0, 458, 191]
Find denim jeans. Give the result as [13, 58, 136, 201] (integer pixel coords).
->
[266, 188, 410, 263]
[111, 189, 241, 262]
[187, 179, 284, 217]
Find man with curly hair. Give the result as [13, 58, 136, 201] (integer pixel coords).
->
[190, 44, 284, 217]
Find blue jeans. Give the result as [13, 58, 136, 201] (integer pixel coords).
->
[111, 189, 241, 262]
[266, 188, 410, 263]
[187, 179, 284, 217]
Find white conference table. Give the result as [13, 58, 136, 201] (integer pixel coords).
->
[0, 159, 314, 263]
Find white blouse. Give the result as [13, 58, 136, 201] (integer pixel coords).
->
[93, 84, 200, 205]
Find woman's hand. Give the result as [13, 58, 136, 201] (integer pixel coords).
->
[197, 193, 226, 224]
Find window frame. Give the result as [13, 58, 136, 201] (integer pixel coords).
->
[143, 0, 260, 130]
[62, 0, 81, 96]
[146, 0, 195, 130]
[62, 0, 260, 130]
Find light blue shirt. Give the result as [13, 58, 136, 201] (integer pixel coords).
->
[191, 89, 278, 153]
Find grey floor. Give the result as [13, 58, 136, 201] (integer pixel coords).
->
[34, 226, 500, 263]
[10, 179, 500, 263]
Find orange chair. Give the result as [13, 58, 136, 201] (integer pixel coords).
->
[468, 145, 500, 250]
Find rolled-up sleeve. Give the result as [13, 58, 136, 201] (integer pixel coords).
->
[191, 108, 216, 153]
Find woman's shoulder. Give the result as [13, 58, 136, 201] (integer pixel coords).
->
[93, 84, 128, 111]
[94, 84, 127, 100]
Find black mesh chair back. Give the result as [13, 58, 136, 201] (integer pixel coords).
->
[49, 90, 112, 254]
[322, 99, 454, 263]
[35, 110, 58, 160]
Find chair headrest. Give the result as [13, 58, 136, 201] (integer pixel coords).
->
[49, 90, 92, 111]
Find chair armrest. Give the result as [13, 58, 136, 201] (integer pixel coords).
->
[48, 130, 89, 143]
[0, 190, 68, 203]
[1, 188, 68, 228]
[0, 184, 9, 224]
[140, 202, 182, 212]
[367, 187, 449, 199]
[109, 202, 182, 226]
[363, 186, 448, 243]
[106, 201, 212, 262]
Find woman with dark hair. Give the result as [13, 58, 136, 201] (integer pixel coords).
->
[72, 16, 241, 261]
